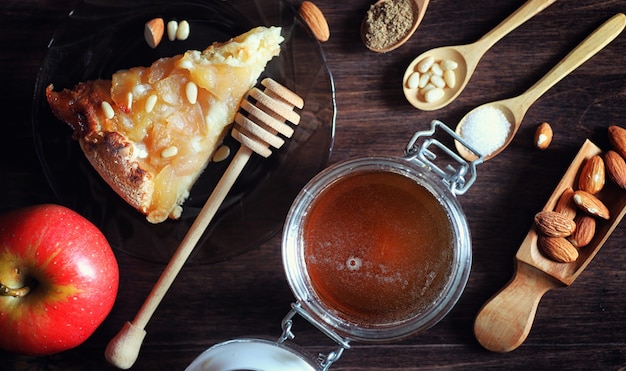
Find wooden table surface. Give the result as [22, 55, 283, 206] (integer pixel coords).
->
[2, 0, 626, 369]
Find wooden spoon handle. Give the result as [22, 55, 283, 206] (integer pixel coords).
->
[516, 13, 626, 111]
[473, 0, 557, 54]
[474, 261, 562, 352]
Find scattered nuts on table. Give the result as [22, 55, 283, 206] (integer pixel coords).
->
[405, 56, 458, 103]
[167, 20, 178, 41]
[176, 20, 190, 40]
[298, 1, 330, 42]
[534, 122, 553, 150]
[145, 18, 165, 48]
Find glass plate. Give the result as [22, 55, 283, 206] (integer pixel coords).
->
[32, 0, 336, 264]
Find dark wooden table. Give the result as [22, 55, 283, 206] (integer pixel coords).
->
[2, 0, 626, 369]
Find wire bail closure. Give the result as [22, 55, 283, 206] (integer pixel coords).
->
[279, 302, 349, 371]
[404, 120, 483, 196]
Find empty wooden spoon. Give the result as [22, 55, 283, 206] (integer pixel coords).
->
[361, 0, 430, 53]
[454, 13, 626, 162]
[104, 78, 304, 369]
[474, 139, 626, 353]
[403, 0, 557, 111]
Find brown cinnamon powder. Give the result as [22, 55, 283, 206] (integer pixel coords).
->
[363, 0, 416, 51]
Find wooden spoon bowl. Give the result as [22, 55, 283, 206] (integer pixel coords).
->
[474, 139, 626, 353]
[361, 0, 430, 53]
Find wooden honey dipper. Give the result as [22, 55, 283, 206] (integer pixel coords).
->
[105, 78, 304, 369]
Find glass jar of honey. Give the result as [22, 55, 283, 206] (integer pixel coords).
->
[186, 120, 483, 371]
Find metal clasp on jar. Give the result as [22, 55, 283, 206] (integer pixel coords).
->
[404, 120, 484, 196]
[279, 302, 349, 371]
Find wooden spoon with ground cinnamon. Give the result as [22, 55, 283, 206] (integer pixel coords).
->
[361, 0, 430, 53]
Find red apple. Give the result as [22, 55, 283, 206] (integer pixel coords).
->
[0, 204, 119, 356]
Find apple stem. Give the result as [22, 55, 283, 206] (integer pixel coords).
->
[0, 283, 31, 297]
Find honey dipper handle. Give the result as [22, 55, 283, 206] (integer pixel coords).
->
[105, 147, 253, 369]
[473, 261, 562, 353]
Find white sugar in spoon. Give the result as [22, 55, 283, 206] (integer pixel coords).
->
[104, 78, 304, 369]
[455, 13, 626, 162]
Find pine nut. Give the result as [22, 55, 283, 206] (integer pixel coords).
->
[418, 73, 430, 88]
[441, 59, 458, 70]
[126, 92, 133, 110]
[424, 87, 445, 103]
[101, 101, 115, 119]
[145, 94, 157, 113]
[176, 20, 190, 40]
[167, 20, 178, 41]
[161, 145, 178, 158]
[416, 56, 434, 73]
[406, 72, 420, 89]
[430, 75, 446, 89]
[212, 145, 231, 162]
[430, 62, 443, 76]
[185, 81, 198, 104]
[443, 69, 456, 88]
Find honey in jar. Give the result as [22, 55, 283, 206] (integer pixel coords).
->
[302, 169, 454, 325]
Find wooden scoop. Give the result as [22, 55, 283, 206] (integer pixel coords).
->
[474, 139, 626, 353]
[104, 78, 304, 369]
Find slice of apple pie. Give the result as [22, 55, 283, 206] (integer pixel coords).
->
[46, 26, 283, 223]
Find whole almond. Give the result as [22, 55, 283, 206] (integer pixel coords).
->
[144, 18, 165, 49]
[534, 122, 553, 150]
[299, 1, 330, 42]
[568, 214, 596, 248]
[608, 125, 626, 158]
[578, 155, 605, 194]
[572, 190, 610, 220]
[538, 236, 579, 263]
[534, 210, 576, 237]
[554, 187, 577, 220]
[604, 150, 626, 189]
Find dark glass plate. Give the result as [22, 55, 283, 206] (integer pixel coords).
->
[32, 0, 336, 264]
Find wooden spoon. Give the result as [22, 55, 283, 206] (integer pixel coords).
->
[104, 78, 304, 369]
[474, 139, 626, 353]
[361, 0, 430, 53]
[402, 0, 557, 111]
[455, 13, 626, 162]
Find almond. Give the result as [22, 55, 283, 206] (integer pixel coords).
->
[538, 236, 579, 263]
[144, 18, 165, 49]
[299, 1, 330, 42]
[568, 214, 596, 248]
[572, 190, 610, 220]
[608, 125, 626, 158]
[604, 150, 626, 189]
[534, 122, 553, 150]
[534, 210, 576, 237]
[554, 187, 577, 220]
[578, 155, 605, 194]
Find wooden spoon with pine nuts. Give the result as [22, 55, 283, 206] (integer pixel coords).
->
[104, 78, 304, 370]
[403, 0, 557, 111]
